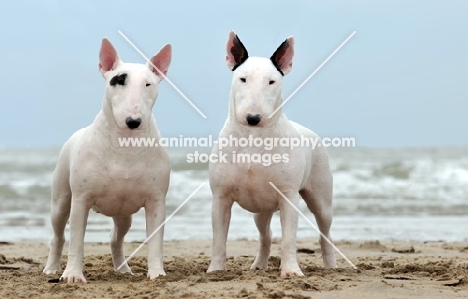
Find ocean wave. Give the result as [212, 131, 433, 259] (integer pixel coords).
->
[1, 147, 467, 242]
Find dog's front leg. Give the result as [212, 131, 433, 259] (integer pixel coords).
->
[279, 193, 304, 277]
[145, 198, 166, 279]
[207, 196, 233, 272]
[61, 197, 90, 283]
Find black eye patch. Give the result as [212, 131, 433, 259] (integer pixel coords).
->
[109, 73, 127, 86]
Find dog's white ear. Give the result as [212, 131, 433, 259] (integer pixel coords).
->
[148, 44, 172, 80]
[99, 38, 121, 73]
[270, 36, 294, 76]
[226, 30, 249, 71]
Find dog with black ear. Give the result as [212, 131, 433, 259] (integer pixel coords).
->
[207, 31, 336, 277]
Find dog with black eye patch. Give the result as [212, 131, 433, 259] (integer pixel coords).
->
[43, 38, 171, 283]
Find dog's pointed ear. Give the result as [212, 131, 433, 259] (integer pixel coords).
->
[99, 38, 121, 73]
[226, 30, 249, 71]
[148, 44, 172, 80]
[270, 36, 294, 76]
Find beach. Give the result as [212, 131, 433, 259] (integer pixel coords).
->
[1, 239, 467, 298]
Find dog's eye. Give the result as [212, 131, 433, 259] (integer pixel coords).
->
[146, 83, 151, 87]
[269, 80, 275, 85]
[240, 78, 246, 83]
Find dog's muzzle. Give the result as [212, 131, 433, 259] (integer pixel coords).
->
[246, 114, 261, 126]
[125, 117, 142, 129]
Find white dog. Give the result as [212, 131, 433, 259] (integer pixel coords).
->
[43, 38, 172, 283]
[207, 31, 337, 277]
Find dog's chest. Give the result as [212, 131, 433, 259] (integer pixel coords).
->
[210, 143, 305, 213]
[222, 162, 287, 213]
[95, 173, 149, 216]
[71, 154, 165, 216]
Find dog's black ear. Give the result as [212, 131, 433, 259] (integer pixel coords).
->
[270, 36, 294, 76]
[226, 31, 249, 71]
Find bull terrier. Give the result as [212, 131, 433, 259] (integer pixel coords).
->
[43, 38, 172, 282]
[207, 31, 337, 277]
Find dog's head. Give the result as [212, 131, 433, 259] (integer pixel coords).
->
[98, 38, 171, 130]
[225, 31, 294, 128]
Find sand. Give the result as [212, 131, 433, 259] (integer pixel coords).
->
[0, 239, 467, 298]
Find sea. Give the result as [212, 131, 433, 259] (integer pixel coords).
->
[0, 147, 467, 243]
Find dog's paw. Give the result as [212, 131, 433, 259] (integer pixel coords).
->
[322, 254, 337, 268]
[207, 257, 227, 273]
[60, 270, 87, 283]
[207, 263, 227, 273]
[114, 263, 133, 274]
[250, 259, 268, 270]
[280, 264, 304, 277]
[281, 269, 304, 277]
[43, 260, 61, 274]
[43, 267, 59, 275]
[147, 269, 166, 280]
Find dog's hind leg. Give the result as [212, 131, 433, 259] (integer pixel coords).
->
[300, 158, 337, 268]
[110, 216, 132, 274]
[251, 212, 273, 270]
[43, 159, 72, 274]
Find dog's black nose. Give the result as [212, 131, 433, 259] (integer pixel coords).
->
[246, 114, 261, 126]
[126, 117, 142, 129]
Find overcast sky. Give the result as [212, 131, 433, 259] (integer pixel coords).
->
[1, 1, 467, 148]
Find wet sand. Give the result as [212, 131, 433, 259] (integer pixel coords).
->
[1, 239, 467, 298]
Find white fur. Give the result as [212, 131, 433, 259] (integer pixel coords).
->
[43, 38, 171, 283]
[207, 31, 337, 277]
